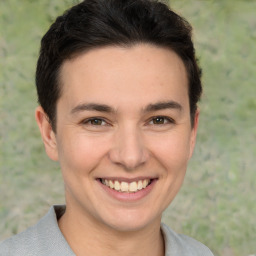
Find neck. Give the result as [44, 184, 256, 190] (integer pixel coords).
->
[58, 204, 165, 256]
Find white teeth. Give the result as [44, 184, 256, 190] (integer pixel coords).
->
[102, 179, 151, 193]
[129, 181, 137, 192]
[114, 181, 120, 191]
[120, 182, 129, 192]
[137, 180, 143, 190]
[142, 180, 148, 188]
[109, 180, 114, 189]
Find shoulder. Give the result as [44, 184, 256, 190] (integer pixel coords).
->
[161, 223, 214, 256]
[0, 205, 74, 256]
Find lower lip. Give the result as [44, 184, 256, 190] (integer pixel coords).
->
[97, 179, 157, 202]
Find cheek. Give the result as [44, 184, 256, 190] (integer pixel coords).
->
[148, 131, 192, 169]
[56, 132, 110, 174]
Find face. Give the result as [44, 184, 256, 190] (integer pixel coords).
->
[36, 44, 198, 232]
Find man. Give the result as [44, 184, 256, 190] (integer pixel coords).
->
[0, 0, 214, 255]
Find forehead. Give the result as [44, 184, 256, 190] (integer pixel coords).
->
[58, 44, 189, 111]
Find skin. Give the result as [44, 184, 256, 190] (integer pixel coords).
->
[35, 44, 199, 256]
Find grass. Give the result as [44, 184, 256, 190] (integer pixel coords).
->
[1, 1, 256, 255]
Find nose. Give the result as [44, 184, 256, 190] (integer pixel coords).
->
[108, 125, 149, 171]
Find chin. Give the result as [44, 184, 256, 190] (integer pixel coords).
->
[99, 209, 161, 233]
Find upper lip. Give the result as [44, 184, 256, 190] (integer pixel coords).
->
[97, 176, 157, 182]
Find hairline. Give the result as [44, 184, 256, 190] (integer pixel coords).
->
[51, 42, 196, 132]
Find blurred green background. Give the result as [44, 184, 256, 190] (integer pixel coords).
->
[0, 1, 255, 255]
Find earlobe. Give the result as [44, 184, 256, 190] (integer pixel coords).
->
[189, 109, 200, 159]
[35, 106, 59, 161]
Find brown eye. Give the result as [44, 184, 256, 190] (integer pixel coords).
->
[149, 116, 174, 125]
[152, 117, 165, 124]
[90, 119, 103, 125]
[82, 118, 107, 126]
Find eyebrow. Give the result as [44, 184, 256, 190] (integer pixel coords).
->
[70, 100, 182, 115]
[71, 103, 115, 114]
[143, 101, 183, 113]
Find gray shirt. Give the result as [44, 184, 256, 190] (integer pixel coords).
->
[0, 205, 214, 256]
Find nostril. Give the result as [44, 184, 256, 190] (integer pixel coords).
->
[108, 149, 148, 171]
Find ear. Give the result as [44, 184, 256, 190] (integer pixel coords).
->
[35, 106, 59, 161]
[188, 109, 200, 159]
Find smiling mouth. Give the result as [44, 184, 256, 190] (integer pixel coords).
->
[99, 178, 152, 193]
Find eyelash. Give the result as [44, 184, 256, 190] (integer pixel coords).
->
[81, 117, 109, 126]
[81, 116, 175, 127]
[148, 116, 175, 125]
